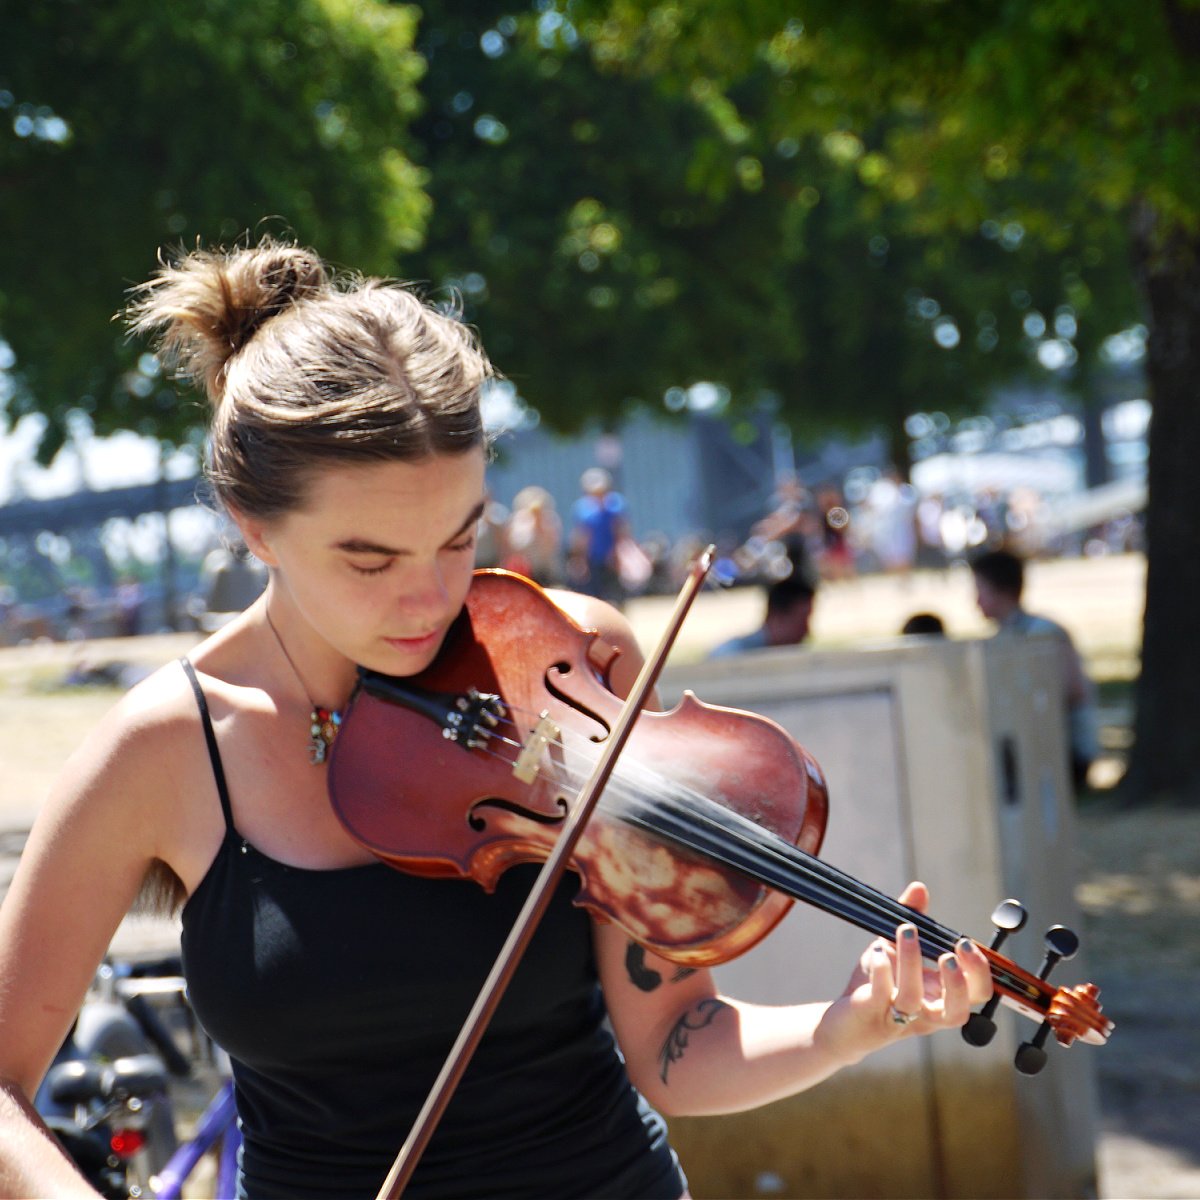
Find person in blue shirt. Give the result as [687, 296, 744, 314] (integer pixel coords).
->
[568, 467, 632, 605]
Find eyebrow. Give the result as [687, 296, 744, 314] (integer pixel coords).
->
[331, 499, 488, 557]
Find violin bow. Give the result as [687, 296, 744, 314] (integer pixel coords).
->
[376, 547, 717, 1199]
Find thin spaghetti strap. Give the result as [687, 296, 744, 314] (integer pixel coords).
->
[179, 657, 235, 833]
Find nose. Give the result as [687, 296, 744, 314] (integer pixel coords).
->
[396, 559, 454, 625]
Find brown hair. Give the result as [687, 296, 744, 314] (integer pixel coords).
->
[126, 237, 493, 519]
[970, 548, 1025, 598]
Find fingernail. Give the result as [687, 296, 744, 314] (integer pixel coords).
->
[902, 927, 917, 941]
[946, 956, 960, 971]
[874, 944, 888, 955]
[957, 938, 974, 954]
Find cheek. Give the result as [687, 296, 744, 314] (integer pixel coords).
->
[450, 555, 478, 601]
[298, 569, 385, 630]
[433, 569, 473, 631]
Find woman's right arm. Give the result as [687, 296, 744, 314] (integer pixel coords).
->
[0, 1080, 98, 1196]
[0, 672, 194, 1195]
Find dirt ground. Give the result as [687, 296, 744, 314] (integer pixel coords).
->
[1, 554, 1196, 1199]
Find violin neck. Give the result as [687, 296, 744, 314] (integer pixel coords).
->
[624, 792, 1045, 1013]
[628, 792, 957, 952]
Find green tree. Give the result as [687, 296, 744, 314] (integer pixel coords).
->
[0, 0, 427, 459]
[405, 3, 1133, 467]
[566, 0, 1199, 804]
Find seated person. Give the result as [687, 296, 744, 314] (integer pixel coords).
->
[709, 574, 816, 659]
[971, 549, 1100, 790]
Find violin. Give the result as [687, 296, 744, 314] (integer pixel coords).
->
[329, 568, 1112, 1053]
[328, 565, 1112, 1197]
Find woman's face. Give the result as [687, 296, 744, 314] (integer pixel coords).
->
[247, 449, 487, 675]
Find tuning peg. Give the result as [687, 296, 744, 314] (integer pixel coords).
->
[986, 899, 1028, 949]
[1014, 925, 1081, 1073]
[1036, 925, 1080, 971]
[962, 900, 1029, 1047]
[1015, 1024, 1051, 1074]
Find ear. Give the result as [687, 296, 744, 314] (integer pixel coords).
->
[228, 507, 280, 569]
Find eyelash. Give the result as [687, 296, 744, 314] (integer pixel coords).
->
[349, 536, 475, 576]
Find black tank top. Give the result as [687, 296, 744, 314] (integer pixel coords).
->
[177, 660, 685, 1199]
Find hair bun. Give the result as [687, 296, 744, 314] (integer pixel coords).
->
[225, 244, 327, 347]
[126, 237, 329, 402]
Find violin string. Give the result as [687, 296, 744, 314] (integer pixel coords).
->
[469, 706, 961, 950]
[465, 707, 969, 958]
[482, 713, 935, 943]
[478, 706, 936, 932]
[451, 711, 1046, 1001]
[609, 760, 966, 957]
[442, 696, 1057, 1001]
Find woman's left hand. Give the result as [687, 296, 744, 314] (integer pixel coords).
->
[827, 881, 995, 1055]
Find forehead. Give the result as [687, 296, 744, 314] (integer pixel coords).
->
[293, 451, 486, 537]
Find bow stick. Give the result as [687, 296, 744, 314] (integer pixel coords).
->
[376, 546, 716, 1199]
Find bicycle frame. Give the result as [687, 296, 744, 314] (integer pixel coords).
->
[149, 1079, 239, 1200]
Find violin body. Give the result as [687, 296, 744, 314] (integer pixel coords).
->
[331, 568, 1112, 1054]
[330, 570, 829, 966]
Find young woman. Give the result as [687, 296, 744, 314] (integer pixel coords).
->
[0, 239, 993, 1198]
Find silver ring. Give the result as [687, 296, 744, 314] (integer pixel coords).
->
[890, 1004, 920, 1027]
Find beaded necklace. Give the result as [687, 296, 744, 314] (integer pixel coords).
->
[263, 608, 343, 765]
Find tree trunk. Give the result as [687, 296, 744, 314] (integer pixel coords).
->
[1079, 395, 1109, 491]
[1122, 208, 1200, 805]
[887, 400, 913, 482]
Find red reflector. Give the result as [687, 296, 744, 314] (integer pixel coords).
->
[110, 1128, 146, 1157]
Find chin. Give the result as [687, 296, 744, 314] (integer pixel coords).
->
[383, 636, 449, 675]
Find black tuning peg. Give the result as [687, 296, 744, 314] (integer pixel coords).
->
[1014, 925, 1081, 1074]
[962, 900, 1028, 1048]
[1037, 925, 1080, 970]
[1015, 1024, 1051, 1075]
[987, 899, 1029, 949]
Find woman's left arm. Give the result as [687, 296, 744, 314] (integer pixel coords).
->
[594, 881, 994, 1117]
[547, 586, 993, 1116]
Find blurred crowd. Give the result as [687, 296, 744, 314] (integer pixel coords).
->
[0, 463, 1143, 648]
[708, 468, 1143, 595]
[0, 464, 1120, 808]
[467, 465, 1143, 608]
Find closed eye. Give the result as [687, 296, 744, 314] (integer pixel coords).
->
[350, 561, 393, 576]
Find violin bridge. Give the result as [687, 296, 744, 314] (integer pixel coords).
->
[513, 712, 559, 784]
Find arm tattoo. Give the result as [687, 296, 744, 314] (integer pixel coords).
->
[625, 943, 662, 992]
[658, 998, 729, 1084]
[625, 943, 698, 993]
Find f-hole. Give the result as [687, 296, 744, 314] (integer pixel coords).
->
[468, 795, 571, 831]
[544, 660, 611, 744]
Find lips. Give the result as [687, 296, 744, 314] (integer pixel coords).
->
[384, 630, 441, 649]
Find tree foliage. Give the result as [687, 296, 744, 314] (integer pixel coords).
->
[0, 0, 426, 458]
[404, 2, 1136, 455]
[3, 1, 1141, 459]
[563, 0, 1200, 804]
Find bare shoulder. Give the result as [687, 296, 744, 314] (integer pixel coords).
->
[65, 659, 200, 793]
[29, 658, 207, 875]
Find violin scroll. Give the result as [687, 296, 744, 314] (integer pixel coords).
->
[963, 900, 1112, 1072]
